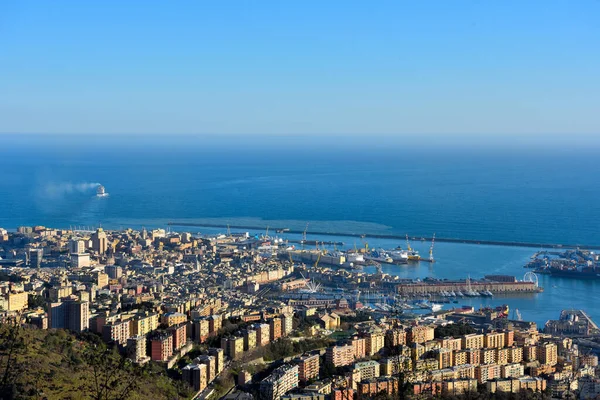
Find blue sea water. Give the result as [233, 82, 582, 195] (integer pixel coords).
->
[1, 134, 600, 325]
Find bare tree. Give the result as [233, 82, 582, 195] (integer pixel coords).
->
[80, 344, 143, 400]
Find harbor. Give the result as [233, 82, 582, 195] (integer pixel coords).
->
[167, 221, 600, 250]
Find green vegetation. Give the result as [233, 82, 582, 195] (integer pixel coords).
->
[27, 294, 46, 310]
[0, 323, 194, 400]
[434, 323, 477, 338]
[254, 337, 332, 362]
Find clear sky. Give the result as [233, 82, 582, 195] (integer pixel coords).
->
[0, 1, 598, 138]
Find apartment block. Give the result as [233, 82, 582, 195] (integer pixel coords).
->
[170, 323, 187, 350]
[49, 299, 89, 332]
[537, 342, 558, 366]
[408, 325, 435, 344]
[354, 360, 380, 381]
[437, 337, 462, 351]
[350, 337, 366, 360]
[126, 335, 148, 363]
[208, 348, 224, 374]
[475, 364, 501, 384]
[244, 329, 257, 351]
[254, 323, 270, 346]
[131, 313, 158, 336]
[501, 363, 524, 379]
[385, 329, 407, 347]
[102, 319, 130, 345]
[496, 348, 509, 365]
[437, 348, 453, 369]
[195, 319, 210, 343]
[151, 334, 173, 362]
[326, 345, 354, 367]
[259, 364, 299, 400]
[480, 348, 496, 365]
[484, 332, 505, 349]
[365, 331, 385, 356]
[297, 354, 320, 382]
[270, 317, 282, 341]
[462, 334, 484, 350]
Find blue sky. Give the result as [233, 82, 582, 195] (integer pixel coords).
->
[0, 1, 598, 138]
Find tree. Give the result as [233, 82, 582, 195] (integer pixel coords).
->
[80, 344, 142, 400]
[0, 320, 26, 399]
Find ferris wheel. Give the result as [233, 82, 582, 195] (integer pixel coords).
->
[524, 271, 539, 287]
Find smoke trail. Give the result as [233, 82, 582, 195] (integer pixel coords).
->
[42, 182, 102, 198]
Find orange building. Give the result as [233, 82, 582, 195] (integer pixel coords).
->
[270, 317, 282, 341]
[151, 334, 173, 361]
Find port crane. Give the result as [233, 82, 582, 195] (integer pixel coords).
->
[405, 234, 412, 252]
[361, 236, 369, 252]
[301, 223, 309, 249]
[314, 250, 322, 268]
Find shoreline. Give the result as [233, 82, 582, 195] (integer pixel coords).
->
[167, 221, 600, 250]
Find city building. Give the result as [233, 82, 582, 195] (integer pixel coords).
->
[49, 298, 89, 332]
[161, 312, 187, 327]
[259, 364, 299, 400]
[102, 320, 130, 345]
[326, 345, 354, 367]
[6, 291, 28, 311]
[462, 333, 485, 350]
[209, 348, 224, 374]
[353, 360, 380, 381]
[126, 335, 149, 363]
[365, 331, 385, 356]
[297, 353, 320, 382]
[151, 334, 173, 361]
[91, 228, 108, 254]
[28, 248, 43, 268]
[408, 325, 435, 344]
[270, 317, 282, 341]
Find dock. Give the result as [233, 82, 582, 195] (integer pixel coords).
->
[396, 279, 542, 296]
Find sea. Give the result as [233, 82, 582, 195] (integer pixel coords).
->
[1, 134, 600, 326]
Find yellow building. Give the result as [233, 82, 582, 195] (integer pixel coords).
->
[508, 346, 523, 363]
[365, 331, 385, 356]
[462, 333, 484, 350]
[454, 350, 468, 366]
[6, 292, 28, 311]
[161, 312, 187, 327]
[481, 348, 496, 365]
[409, 325, 435, 344]
[537, 342, 558, 366]
[496, 348, 509, 365]
[485, 332, 505, 349]
[437, 348, 453, 369]
[131, 313, 158, 336]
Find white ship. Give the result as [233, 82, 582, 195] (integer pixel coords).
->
[430, 303, 443, 312]
[96, 185, 108, 197]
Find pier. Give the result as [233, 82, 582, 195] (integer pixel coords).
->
[396, 280, 542, 296]
[167, 222, 600, 250]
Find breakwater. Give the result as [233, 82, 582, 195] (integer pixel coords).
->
[167, 222, 600, 250]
